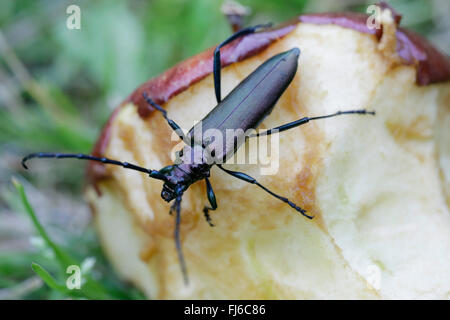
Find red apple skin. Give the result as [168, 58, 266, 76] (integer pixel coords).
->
[87, 12, 450, 189]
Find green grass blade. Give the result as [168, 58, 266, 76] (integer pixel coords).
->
[31, 262, 67, 293]
[12, 178, 75, 268]
[12, 178, 116, 299]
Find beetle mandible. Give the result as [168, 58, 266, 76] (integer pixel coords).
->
[22, 24, 375, 284]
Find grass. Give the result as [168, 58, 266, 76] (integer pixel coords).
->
[6, 178, 144, 299]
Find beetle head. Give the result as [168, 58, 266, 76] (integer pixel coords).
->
[158, 165, 186, 202]
[161, 182, 178, 202]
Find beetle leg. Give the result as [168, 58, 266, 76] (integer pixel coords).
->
[217, 164, 313, 219]
[203, 177, 217, 227]
[214, 23, 272, 103]
[21, 152, 167, 181]
[142, 93, 188, 144]
[249, 109, 376, 137]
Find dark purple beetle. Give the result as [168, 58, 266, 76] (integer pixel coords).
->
[22, 25, 374, 283]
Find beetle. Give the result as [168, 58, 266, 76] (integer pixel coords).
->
[22, 24, 375, 284]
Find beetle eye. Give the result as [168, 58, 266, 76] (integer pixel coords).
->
[161, 189, 173, 201]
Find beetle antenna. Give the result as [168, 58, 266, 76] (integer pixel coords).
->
[172, 193, 189, 285]
[21, 152, 167, 181]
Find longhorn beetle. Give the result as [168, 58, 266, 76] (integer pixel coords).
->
[22, 24, 375, 284]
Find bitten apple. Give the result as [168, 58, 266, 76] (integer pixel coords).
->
[86, 9, 450, 299]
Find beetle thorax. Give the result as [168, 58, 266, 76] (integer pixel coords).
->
[160, 145, 211, 202]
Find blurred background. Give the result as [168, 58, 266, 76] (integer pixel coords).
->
[0, 0, 448, 299]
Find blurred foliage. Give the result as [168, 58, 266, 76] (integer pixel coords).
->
[0, 0, 446, 299]
[10, 179, 143, 299]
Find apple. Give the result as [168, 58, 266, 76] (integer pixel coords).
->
[85, 9, 450, 299]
